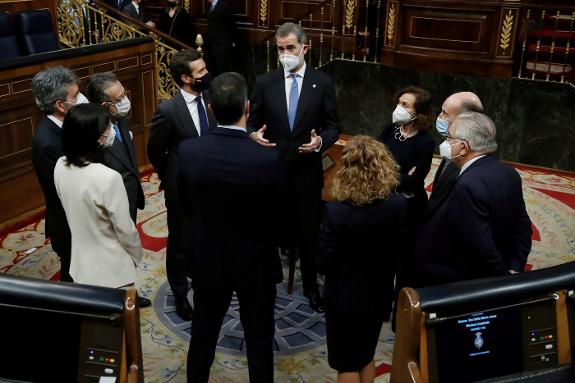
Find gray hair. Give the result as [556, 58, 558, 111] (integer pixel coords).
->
[454, 112, 498, 153]
[85, 72, 119, 104]
[276, 22, 308, 45]
[31, 66, 79, 114]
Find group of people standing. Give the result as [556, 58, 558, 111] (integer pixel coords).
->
[29, 17, 532, 383]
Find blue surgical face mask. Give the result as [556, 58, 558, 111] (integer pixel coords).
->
[436, 117, 449, 137]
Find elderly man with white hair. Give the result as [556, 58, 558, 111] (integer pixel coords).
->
[415, 112, 532, 286]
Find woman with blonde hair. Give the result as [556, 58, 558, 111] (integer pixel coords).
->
[318, 135, 407, 383]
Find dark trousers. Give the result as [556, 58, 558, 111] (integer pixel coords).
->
[187, 282, 277, 383]
[50, 230, 72, 283]
[165, 196, 193, 303]
[289, 190, 322, 296]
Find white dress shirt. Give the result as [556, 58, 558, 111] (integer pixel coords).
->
[181, 89, 208, 136]
[459, 154, 486, 176]
[47, 115, 63, 129]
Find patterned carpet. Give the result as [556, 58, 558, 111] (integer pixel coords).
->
[1, 158, 574, 382]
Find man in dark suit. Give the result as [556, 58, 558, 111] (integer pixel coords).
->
[122, 0, 155, 28]
[248, 22, 340, 312]
[179, 72, 284, 383]
[148, 49, 217, 321]
[427, 92, 483, 215]
[85, 72, 145, 224]
[415, 112, 532, 285]
[31, 66, 89, 283]
[205, 0, 238, 76]
[107, 0, 130, 10]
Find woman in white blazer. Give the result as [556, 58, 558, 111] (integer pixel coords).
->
[54, 104, 143, 289]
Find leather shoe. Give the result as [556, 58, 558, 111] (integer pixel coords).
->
[306, 291, 325, 313]
[137, 296, 152, 308]
[175, 299, 194, 321]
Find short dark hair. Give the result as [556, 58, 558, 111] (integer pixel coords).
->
[394, 86, 433, 131]
[61, 103, 110, 167]
[85, 72, 119, 104]
[169, 49, 202, 87]
[208, 72, 247, 125]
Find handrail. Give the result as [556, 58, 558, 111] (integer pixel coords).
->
[92, 0, 197, 52]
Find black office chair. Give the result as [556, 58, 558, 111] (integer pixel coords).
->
[16, 9, 59, 55]
[0, 12, 22, 60]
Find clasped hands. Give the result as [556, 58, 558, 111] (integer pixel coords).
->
[250, 125, 321, 153]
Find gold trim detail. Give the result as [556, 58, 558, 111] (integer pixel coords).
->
[345, 0, 356, 32]
[259, 0, 268, 27]
[386, 3, 396, 46]
[499, 10, 514, 54]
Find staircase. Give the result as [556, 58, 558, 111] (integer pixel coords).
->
[522, 10, 575, 83]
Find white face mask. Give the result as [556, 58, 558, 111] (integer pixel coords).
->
[279, 47, 304, 72]
[439, 139, 463, 160]
[392, 104, 414, 125]
[113, 96, 131, 117]
[75, 92, 89, 105]
[101, 125, 116, 148]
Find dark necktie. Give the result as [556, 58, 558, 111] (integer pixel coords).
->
[195, 96, 209, 136]
[113, 122, 123, 144]
[288, 73, 299, 131]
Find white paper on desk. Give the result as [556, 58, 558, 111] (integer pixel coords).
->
[99, 377, 116, 383]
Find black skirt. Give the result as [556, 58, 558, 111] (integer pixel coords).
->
[325, 307, 386, 372]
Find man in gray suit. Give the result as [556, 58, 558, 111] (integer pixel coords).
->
[148, 49, 217, 321]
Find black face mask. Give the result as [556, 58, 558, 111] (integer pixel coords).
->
[167, 1, 177, 8]
[191, 72, 212, 92]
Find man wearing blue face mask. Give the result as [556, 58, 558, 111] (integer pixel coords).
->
[85, 72, 145, 227]
[427, 92, 483, 215]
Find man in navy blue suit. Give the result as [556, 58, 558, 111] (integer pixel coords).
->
[415, 112, 532, 285]
[178, 72, 285, 383]
[248, 22, 340, 312]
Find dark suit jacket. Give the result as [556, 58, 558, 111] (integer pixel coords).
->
[122, 2, 143, 21]
[106, 0, 131, 10]
[104, 118, 144, 222]
[415, 155, 532, 285]
[318, 196, 408, 312]
[426, 159, 459, 215]
[177, 127, 285, 287]
[31, 117, 71, 247]
[206, 0, 237, 56]
[148, 90, 217, 199]
[247, 66, 340, 194]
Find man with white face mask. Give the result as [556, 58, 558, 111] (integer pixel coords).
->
[248, 22, 340, 313]
[31, 66, 89, 283]
[415, 112, 532, 286]
[85, 72, 145, 226]
[427, 91, 483, 214]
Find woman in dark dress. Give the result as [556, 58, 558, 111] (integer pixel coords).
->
[379, 86, 435, 328]
[378, 86, 435, 223]
[158, 0, 195, 46]
[318, 135, 408, 383]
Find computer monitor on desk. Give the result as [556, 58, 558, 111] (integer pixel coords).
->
[391, 262, 575, 383]
[0, 274, 143, 383]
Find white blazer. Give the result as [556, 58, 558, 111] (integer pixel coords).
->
[54, 157, 144, 288]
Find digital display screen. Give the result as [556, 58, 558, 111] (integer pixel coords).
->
[431, 306, 523, 383]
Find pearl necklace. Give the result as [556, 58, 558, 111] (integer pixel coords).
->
[394, 125, 416, 142]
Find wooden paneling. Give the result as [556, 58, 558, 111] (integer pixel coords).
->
[0, 39, 157, 227]
[382, 0, 522, 77]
